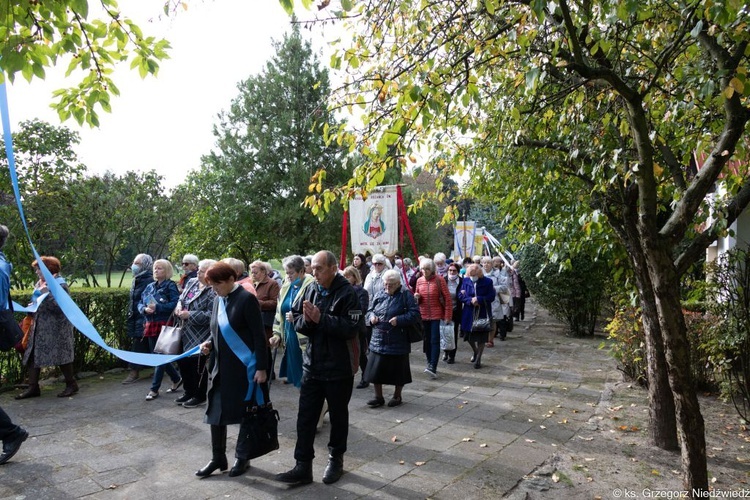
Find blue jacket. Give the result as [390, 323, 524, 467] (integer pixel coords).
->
[459, 277, 495, 333]
[368, 286, 421, 356]
[138, 279, 179, 323]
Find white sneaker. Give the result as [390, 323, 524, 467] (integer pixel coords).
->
[424, 367, 437, 379]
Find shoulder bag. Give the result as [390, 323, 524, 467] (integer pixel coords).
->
[236, 383, 280, 460]
[154, 314, 183, 354]
[0, 292, 23, 352]
[398, 291, 423, 343]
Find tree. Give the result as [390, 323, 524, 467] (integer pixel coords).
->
[0, 1, 170, 126]
[170, 22, 350, 261]
[0, 119, 85, 286]
[285, 0, 750, 494]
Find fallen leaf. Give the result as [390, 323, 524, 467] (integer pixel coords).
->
[399, 460, 405, 464]
[712, 477, 717, 483]
[671, 470, 680, 475]
[578, 436, 593, 441]
[572, 410, 579, 413]
[712, 447, 724, 451]
[462, 386, 471, 391]
[609, 405, 623, 412]
[462, 437, 473, 442]
[559, 419, 569, 424]
[525, 439, 536, 443]
[107, 485, 117, 490]
[552, 472, 560, 483]
[540, 425, 547, 430]
[584, 458, 596, 462]
[587, 477, 593, 482]
[391, 436, 399, 442]
[556, 405, 562, 408]
[479, 443, 488, 448]
[415, 461, 426, 466]
[651, 469, 660, 476]
[396, 419, 403, 423]
[630, 426, 639, 432]
[462, 401, 468, 404]
[528, 419, 534, 423]
[457, 405, 464, 409]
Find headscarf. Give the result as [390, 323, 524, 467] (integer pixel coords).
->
[133, 253, 154, 278]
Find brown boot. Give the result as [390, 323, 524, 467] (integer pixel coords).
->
[57, 381, 79, 397]
[15, 384, 41, 400]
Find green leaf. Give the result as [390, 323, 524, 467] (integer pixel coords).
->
[279, 0, 294, 15]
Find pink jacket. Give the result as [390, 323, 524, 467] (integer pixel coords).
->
[415, 274, 452, 321]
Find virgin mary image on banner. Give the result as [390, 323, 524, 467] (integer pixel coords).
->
[364, 202, 385, 239]
[350, 186, 398, 255]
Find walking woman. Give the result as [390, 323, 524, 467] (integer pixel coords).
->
[413, 258, 452, 379]
[343, 266, 370, 389]
[458, 264, 495, 369]
[139, 259, 181, 401]
[197, 262, 268, 478]
[364, 270, 420, 407]
[269, 255, 314, 388]
[443, 262, 463, 364]
[122, 253, 154, 384]
[16, 256, 78, 399]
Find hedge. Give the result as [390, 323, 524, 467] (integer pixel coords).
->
[0, 288, 131, 387]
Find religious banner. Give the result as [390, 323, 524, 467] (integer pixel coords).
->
[454, 220, 476, 259]
[350, 186, 399, 255]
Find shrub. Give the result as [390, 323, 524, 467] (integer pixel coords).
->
[0, 288, 130, 388]
[603, 306, 647, 385]
[519, 244, 608, 337]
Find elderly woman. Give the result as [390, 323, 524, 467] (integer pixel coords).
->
[122, 253, 155, 384]
[364, 269, 420, 407]
[443, 262, 464, 364]
[250, 260, 280, 376]
[459, 264, 496, 369]
[343, 266, 370, 389]
[196, 262, 268, 479]
[491, 256, 513, 341]
[16, 256, 77, 399]
[139, 259, 181, 401]
[433, 252, 449, 279]
[173, 259, 217, 408]
[269, 255, 314, 388]
[414, 258, 452, 379]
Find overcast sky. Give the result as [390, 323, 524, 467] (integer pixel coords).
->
[6, 0, 332, 189]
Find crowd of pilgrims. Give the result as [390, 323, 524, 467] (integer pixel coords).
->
[6, 248, 528, 483]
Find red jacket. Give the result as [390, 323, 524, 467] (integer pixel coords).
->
[415, 274, 452, 321]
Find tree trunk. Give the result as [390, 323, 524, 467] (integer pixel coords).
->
[647, 247, 708, 496]
[620, 209, 679, 450]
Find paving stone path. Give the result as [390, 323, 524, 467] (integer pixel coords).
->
[0, 300, 619, 499]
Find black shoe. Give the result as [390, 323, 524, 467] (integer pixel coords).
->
[57, 382, 79, 398]
[499, 337, 506, 341]
[0, 429, 28, 465]
[446, 358, 455, 364]
[15, 385, 40, 400]
[195, 456, 228, 478]
[322, 455, 344, 485]
[442, 352, 448, 361]
[182, 397, 206, 408]
[275, 460, 313, 485]
[367, 397, 385, 408]
[228, 458, 250, 477]
[474, 360, 482, 369]
[470, 354, 476, 363]
[356, 379, 369, 389]
[175, 394, 191, 404]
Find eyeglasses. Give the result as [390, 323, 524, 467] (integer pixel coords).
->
[448, 269, 458, 273]
[182, 262, 192, 266]
[373, 262, 385, 266]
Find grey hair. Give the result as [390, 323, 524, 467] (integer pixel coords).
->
[134, 254, 154, 276]
[433, 252, 447, 264]
[283, 255, 305, 273]
[182, 254, 199, 265]
[382, 269, 401, 284]
[372, 253, 386, 264]
[419, 258, 436, 273]
[198, 259, 217, 270]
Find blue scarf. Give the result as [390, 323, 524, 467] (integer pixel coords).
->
[217, 297, 265, 404]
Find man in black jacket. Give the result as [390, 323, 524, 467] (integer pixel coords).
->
[275, 250, 362, 486]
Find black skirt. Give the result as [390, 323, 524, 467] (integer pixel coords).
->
[364, 352, 412, 386]
[463, 329, 489, 344]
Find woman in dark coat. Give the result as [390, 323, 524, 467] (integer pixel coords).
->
[122, 253, 154, 384]
[196, 262, 268, 479]
[173, 259, 217, 408]
[364, 269, 421, 408]
[16, 256, 77, 399]
[459, 264, 495, 369]
[343, 266, 370, 389]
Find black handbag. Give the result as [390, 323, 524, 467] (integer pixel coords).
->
[0, 293, 23, 352]
[236, 388, 280, 460]
[471, 306, 491, 333]
[403, 322, 423, 343]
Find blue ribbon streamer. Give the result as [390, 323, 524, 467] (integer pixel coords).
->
[0, 83, 197, 366]
[217, 297, 264, 404]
